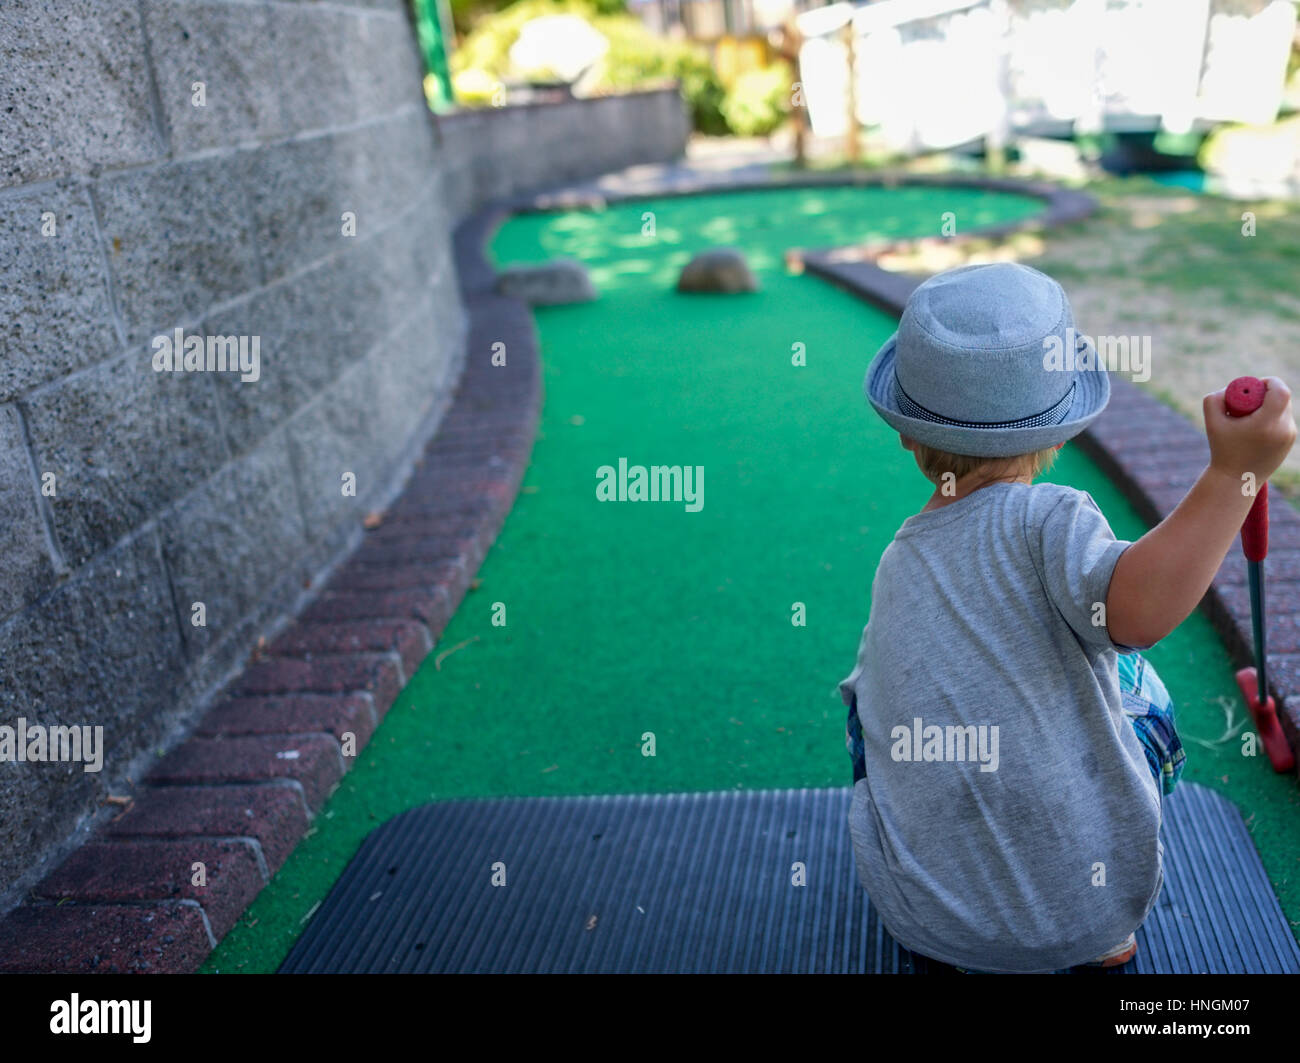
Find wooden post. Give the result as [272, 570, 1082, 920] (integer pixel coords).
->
[778, 16, 807, 167]
[844, 20, 859, 165]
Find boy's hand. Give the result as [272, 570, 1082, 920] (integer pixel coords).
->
[1204, 377, 1297, 485]
[1109, 376, 1296, 649]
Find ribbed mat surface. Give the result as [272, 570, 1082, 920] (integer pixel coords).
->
[280, 783, 1299, 973]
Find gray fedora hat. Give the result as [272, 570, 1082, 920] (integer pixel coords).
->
[864, 262, 1109, 458]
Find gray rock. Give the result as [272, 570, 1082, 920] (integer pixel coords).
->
[677, 248, 759, 293]
[496, 258, 597, 305]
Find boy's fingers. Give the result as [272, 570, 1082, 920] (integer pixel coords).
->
[1207, 381, 1293, 425]
[1260, 377, 1293, 415]
[1203, 388, 1230, 425]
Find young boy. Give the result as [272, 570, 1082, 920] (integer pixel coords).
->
[840, 262, 1295, 973]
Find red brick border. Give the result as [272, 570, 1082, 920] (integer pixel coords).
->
[0, 207, 539, 972]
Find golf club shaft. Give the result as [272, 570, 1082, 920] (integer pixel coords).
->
[1248, 559, 1267, 702]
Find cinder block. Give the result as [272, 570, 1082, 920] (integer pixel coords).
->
[365, 295, 443, 457]
[243, 112, 434, 288]
[0, 404, 58, 616]
[22, 344, 227, 566]
[205, 237, 391, 457]
[265, 5, 424, 134]
[267, 5, 370, 135]
[242, 128, 370, 283]
[361, 110, 439, 227]
[0, 0, 163, 188]
[0, 182, 120, 401]
[157, 432, 309, 657]
[342, 13, 426, 123]
[436, 154, 477, 222]
[356, 211, 442, 354]
[139, 0, 288, 154]
[283, 354, 386, 536]
[94, 155, 263, 346]
[0, 530, 186, 899]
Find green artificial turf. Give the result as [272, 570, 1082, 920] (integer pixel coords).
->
[204, 184, 1299, 972]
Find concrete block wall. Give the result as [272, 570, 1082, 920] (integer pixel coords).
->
[434, 87, 692, 219]
[0, 0, 465, 910]
[0, 0, 689, 913]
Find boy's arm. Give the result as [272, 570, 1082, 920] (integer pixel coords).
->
[1106, 379, 1296, 649]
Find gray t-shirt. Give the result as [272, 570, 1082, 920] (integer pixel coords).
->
[839, 481, 1164, 973]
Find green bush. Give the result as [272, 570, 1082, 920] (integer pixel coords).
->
[719, 63, 791, 138]
[1198, 115, 1300, 178]
[449, 0, 625, 36]
[451, 0, 727, 134]
[598, 18, 729, 135]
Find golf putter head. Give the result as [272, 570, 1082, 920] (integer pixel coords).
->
[1233, 668, 1295, 773]
[1225, 377, 1295, 773]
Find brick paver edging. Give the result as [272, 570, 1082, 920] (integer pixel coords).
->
[0, 207, 541, 973]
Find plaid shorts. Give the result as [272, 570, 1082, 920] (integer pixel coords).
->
[1116, 652, 1185, 796]
[845, 652, 1185, 795]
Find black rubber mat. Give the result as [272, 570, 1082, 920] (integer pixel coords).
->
[280, 783, 1300, 973]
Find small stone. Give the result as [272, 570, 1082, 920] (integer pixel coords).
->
[677, 248, 759, 294]
[495, 258, 596, 305]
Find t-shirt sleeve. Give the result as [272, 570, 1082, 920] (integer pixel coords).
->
[1036, 489, 1144, 654]
[839, 622, 870, 706]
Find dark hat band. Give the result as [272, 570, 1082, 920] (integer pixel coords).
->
[893, 374, 1077, 430]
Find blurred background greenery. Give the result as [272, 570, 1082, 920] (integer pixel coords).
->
[424, 0, 793, 136]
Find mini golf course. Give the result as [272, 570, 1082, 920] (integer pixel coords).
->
[204, 182, 1300, 973]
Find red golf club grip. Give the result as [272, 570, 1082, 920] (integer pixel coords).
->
[1225, 376, 1269, 561]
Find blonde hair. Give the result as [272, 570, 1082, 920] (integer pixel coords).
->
[910, 440, 1060, 485]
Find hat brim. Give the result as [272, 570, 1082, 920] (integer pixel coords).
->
[863, 332, 1111, 458]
